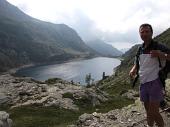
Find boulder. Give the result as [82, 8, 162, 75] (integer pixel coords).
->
[0, 111, 12, 127]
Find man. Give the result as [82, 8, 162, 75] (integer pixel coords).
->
[129, 23, 170, 127]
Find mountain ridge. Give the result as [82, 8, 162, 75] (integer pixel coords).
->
[85, 39, 123, 57]
[0, 0, 97, 72]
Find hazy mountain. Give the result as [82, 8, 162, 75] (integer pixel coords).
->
[120, 48, 130, 53]
[0, 0, 97, 72]
[85, 39, 123, 57]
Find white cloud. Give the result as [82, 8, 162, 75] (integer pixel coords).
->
[109, 42, 136, 50]
[6, 0, 170, 49]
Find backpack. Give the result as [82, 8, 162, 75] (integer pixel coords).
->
[132, 41, 170, 88]
[158, 59, 170, 88]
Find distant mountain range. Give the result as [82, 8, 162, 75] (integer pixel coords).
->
[0, 0, 98, 72]
[120, 48, 130, 53]
[85, 39, 123, 57]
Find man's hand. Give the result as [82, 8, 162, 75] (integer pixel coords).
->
[150, 50, 169, 60]
[150, 50, 162, 57]
[129, 65, 137, 79]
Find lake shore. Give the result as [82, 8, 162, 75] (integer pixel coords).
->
[0, 55, 97, 76]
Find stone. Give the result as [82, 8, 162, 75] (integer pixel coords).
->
[0, 111, 12, 127]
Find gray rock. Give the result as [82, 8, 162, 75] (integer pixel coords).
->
[79, 113, 94, 123]
[0, 74, 108, 111]
[0, 93, 11, 105]
[0, 111, 12, 127]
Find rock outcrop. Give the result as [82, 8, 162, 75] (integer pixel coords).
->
[75, 99, 170, 127]
[75, 79, 170, 127]
[0, 74, 108, 110]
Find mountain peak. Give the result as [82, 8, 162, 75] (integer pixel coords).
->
[0, 0, 14, 8]
[0, 0, 10, 9]
[86, 39, 123, 57]
[0, 0, 32, 22]
[0, 0, 96, 72]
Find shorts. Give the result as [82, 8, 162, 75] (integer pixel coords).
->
[140, 78, 164, 102]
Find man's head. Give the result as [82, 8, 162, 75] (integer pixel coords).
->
[139, 23, 153, 43]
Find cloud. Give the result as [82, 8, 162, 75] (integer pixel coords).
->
[102, 30, 139, 44]
[65, 11, 140, 44]
[6, 0, 170, 49]
[64, 10, 100, 41]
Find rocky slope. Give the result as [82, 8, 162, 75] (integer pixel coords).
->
[0, 73, 108, 111]
[75, 79, 170, 127]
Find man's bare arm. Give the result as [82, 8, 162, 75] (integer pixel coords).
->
[129, 64, 137, 78]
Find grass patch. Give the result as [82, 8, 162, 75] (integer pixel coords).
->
[1, 96, 134, 127]
[95, 96, 134, 113]
[74, 95, 134, 113]
[8, 106, 81, 127]
[62, 92, 74, 99]
[45, 78, 63, 85]
[0, 105, 10, 111]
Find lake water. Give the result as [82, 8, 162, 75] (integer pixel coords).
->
[16, 57, 121, 85]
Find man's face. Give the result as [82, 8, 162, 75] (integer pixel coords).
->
[139, 26, 153, 42]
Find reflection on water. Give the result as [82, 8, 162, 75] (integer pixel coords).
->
[16, 57, 121, 85]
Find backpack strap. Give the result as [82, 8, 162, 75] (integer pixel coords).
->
[153, 41, 162, 68]
[132, 46, 142, 88]
[158, 57, 162, 68]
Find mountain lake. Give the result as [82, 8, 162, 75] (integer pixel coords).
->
[16, 57, 121, 85]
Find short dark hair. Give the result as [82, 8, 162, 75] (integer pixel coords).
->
[139, 23, 153, 33]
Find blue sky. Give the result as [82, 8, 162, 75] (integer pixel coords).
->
[7, 0, 170, 49]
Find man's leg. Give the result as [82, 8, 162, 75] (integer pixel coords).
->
[149, 102, 164, 127]
[144, 102, 154, 127]
[149, 78, 164, 127]
[140, 83, 153, 126]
